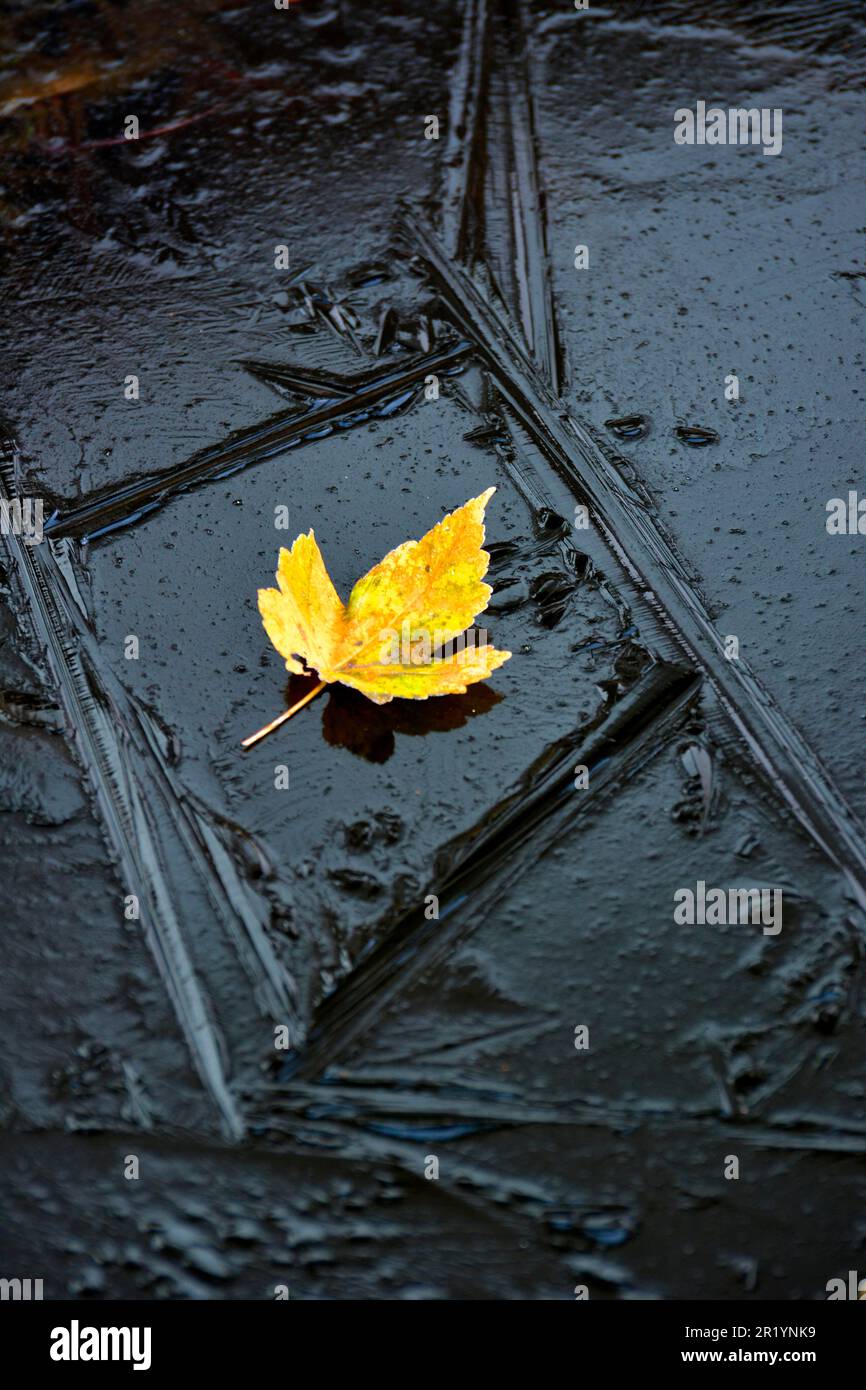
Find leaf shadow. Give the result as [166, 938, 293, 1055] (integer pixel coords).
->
[282, 674, 503, 763]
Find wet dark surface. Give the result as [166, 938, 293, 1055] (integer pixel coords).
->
[1, 0, 865, 1299]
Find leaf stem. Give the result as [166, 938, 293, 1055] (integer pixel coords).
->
[241, 680, 326, 749]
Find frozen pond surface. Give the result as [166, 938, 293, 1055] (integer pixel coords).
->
[1, 0, 865, 1298]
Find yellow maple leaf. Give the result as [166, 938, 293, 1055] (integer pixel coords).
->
[244, 488, 511, 746]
